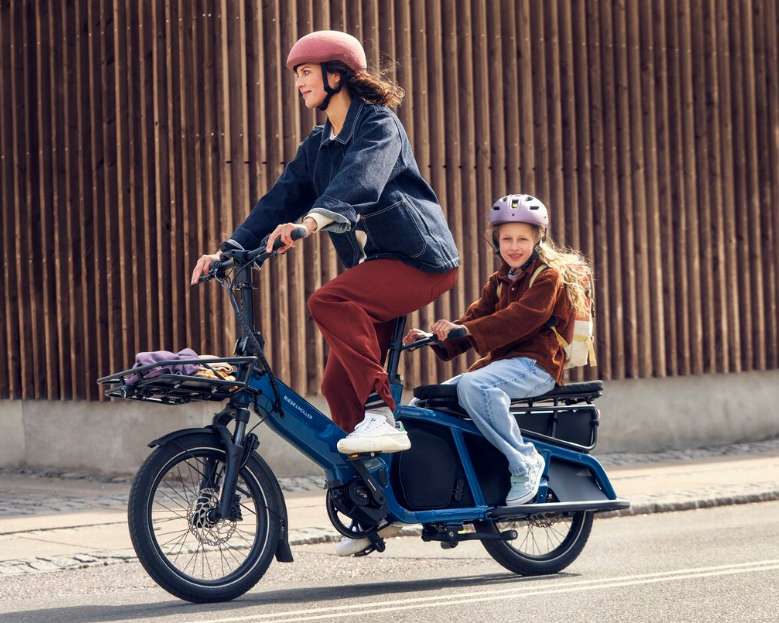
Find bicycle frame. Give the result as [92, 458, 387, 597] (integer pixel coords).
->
[98, 243, 629, 602]
[223, 257, 626, 526]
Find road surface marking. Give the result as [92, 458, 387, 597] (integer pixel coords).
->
[200, 558, 779, 623]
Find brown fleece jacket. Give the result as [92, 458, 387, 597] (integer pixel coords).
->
[432, 256, 573, 385]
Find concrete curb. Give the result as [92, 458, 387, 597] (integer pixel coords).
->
[602, 486, 779, 518]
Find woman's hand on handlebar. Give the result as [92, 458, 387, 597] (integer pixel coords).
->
[431, 319, 469, 342]
[266, 218, 317, 254]
[191, 252, 220, 286]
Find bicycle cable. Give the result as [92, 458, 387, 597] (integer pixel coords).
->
[217, 268, 283, 417]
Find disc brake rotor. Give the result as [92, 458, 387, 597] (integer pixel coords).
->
[186, 488, 237, 546]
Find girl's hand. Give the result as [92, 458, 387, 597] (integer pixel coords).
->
[431, 319, 469, 341]
[266, 218, 317, 254]
[191, 252, 220, 286]
[403, 328, 431, 344]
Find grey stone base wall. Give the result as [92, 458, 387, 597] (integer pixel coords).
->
[1, 370, 777, 476]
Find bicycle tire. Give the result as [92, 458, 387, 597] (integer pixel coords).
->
[477, 510, 594, 576]
[128, 433, 280, 602]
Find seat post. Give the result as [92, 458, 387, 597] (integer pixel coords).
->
[385, 317, 407, 389]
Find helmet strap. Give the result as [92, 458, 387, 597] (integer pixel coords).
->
[318, 63, 343, 111]
[521, 250, 539, 270]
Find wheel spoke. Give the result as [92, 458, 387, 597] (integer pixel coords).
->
[161, 529, 189, 554]
[161, 479, 190, 507]
[145, 449, 268, 582]
[484, 510, 593, 582]
[129, 439, 278, 600]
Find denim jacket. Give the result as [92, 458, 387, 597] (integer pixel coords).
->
[230, 98, 460, 273]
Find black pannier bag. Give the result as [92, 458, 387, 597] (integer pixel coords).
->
[412, 380, 602, 452]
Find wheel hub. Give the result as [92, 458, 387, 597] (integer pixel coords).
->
[527, 515, 561, 528]
[186, 488, 237, 546]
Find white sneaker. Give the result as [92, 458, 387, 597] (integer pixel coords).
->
[505, 453, 545, 506]
[334, 523, 403, 557]
[336, 412, 411, 454]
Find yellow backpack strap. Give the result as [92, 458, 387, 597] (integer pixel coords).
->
[587, 339, 597, 366]
[528, 263, 549, 288]
[550, 326, 569, 349]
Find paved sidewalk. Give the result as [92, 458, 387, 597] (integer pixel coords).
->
[2, 437, 779, 577]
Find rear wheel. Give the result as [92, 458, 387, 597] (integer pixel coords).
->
[128, 433, 281, 602]
[477, 504, 594, 575]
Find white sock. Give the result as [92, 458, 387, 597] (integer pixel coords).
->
[365, 406, 395, 427]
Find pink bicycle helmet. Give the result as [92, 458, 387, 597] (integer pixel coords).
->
[286, 30, 367, 111]
[489, 194, 549, 228]
[286, 30, 367, 72]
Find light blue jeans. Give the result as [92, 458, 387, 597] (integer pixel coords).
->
[442, 358, 554, 476]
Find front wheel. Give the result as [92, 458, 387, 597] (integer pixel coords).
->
[128, 433, 281, 602]
[477, 507, 594, 576]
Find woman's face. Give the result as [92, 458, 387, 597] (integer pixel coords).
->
[295, 63, 340, 109]
[497, 222, 538, 270]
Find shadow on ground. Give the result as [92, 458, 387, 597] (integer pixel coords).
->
[0, 570, 579, 623]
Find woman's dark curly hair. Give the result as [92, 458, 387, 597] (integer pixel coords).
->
[324, 60, 405, 108]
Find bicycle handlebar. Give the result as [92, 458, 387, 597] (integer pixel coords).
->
[195, 226, 308, 285]
[402, 326, 468, 351]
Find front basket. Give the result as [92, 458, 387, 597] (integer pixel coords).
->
[96, 356, 258, 405]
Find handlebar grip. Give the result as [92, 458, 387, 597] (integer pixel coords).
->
[404, 326, 469, 350]
[429, 327, 468, 343]
[446, 327, 468, 340]
[290, 225, 308, 241]
[196, 226, 308, 287]
[263, 225, 308, 252]
[196, 258, 235, 285]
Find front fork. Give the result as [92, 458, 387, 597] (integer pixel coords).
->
[202, 405, 257, 522]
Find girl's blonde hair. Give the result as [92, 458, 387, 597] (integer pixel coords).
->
[490, 224, 592, 315]
[535, 233, 592, 315]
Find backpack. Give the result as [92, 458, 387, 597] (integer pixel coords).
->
[527, 264, 597, 369]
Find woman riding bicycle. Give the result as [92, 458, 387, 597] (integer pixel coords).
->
[191, 30, 459, 454]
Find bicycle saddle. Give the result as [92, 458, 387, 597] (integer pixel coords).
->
[413, 380, 604, 405]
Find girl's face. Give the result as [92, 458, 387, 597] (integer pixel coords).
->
[497, 222, 538, 269]
[295, 63, 340, 109]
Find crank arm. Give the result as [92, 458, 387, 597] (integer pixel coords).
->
[346, 455, 386, 506]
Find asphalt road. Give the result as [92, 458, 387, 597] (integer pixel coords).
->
[1, 501, 777, 623]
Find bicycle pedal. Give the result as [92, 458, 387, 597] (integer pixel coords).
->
[355, 534, 386, 557]
[355, 543, 384, 557]
[346, 452, 379, 460]
[354, 546, 374, 557]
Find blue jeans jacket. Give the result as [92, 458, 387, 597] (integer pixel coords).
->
[230, 98, 460, 273]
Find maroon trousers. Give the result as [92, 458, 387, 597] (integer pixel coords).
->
[308, 259, 458, 432]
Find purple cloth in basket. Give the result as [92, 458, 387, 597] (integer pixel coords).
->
[126, 348, 200, 386]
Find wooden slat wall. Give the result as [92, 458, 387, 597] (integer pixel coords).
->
[1, 0, 778, 400]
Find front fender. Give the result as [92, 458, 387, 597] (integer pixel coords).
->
[148, 427, 214, 448]
[146, 426, 294, 563]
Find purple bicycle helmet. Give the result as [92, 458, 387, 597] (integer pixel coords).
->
[489, 194, 549, 228]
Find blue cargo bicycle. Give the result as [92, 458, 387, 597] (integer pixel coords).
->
[98, 231, 629, 603]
